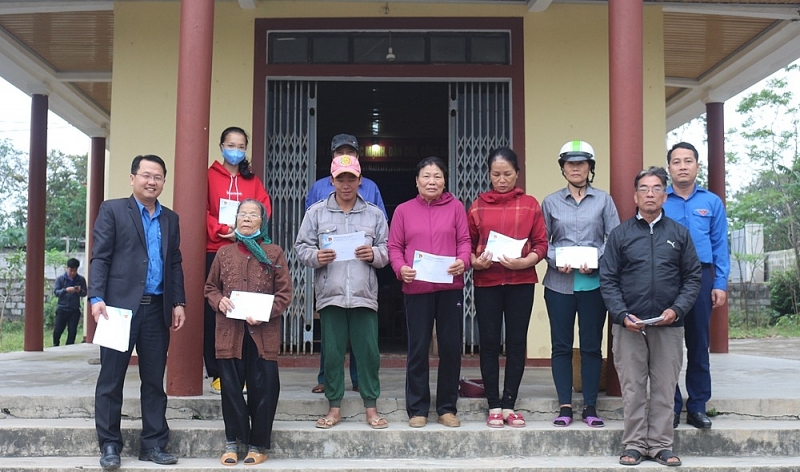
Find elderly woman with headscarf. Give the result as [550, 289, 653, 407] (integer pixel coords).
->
[205, 199, 292, 466]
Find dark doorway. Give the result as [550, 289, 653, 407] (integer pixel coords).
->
[315, 81, 450, 352]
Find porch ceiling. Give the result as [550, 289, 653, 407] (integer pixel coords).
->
[0, 0, 799, 139]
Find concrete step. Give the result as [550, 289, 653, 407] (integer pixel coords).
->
[3, 393, 800, 423]
[0, 455, 798, 471]
[2, 418, 799, 459]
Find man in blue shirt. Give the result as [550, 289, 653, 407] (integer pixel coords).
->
[306, 134, 387, 394]
[89, 155, 186, 469]
[664, 142, 730, 430]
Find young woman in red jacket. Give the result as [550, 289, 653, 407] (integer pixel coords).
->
[205, 126, 273, 394]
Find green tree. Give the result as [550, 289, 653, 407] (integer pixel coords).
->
[45, 150, 87, 251]
[0, 139, 30, 237]
[0, 250, 26, 339]
[727, 65, 800, 276]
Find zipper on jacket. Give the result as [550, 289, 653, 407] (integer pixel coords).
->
[649, 223, 655, 318]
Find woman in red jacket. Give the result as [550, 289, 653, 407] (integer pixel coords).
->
[468, 147, 548, 428]
[205, 126, 273, 394]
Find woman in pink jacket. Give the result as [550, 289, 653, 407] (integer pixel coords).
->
[388, 156, 471, 429]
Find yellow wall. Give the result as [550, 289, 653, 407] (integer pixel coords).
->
[110, 1, 667, 359]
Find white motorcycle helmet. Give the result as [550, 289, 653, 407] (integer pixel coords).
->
[558, 140, 596, 183]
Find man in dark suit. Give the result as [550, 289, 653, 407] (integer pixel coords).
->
[89, 154, 186, 470]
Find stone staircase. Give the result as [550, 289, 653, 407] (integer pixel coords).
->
[1, 344, 800, 471]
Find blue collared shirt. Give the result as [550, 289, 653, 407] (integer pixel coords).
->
[664, 184, 730, 290]
[305, 176, 388, 219]
[135, 199, 165, 295]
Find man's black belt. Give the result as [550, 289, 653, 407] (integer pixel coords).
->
[140, 294, 163, 305]
[701, 263, 712, 269]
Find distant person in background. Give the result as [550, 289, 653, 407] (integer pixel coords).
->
[205, 199, 292, 466]
[468, 147, 547, 429]
[388, 156, 471, 429]
[541, 141, 619, 428]
[305, 134, 388, 395]
[52, 257, 87, 346]
[206, 126, 273, 395]
[664, 142, 730, 430]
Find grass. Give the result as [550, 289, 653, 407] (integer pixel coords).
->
[0, 319, 83, 353]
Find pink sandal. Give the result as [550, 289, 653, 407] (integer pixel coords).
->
[487, 412, 504, 428]
[553, 415, 573, 427]
[504, 412, 526, 428]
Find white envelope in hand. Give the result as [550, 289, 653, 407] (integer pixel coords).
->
[226, 291, 275, 322]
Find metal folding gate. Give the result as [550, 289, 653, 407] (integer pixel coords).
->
[448, 82, 511, 353]
[265, 79, 510, 355]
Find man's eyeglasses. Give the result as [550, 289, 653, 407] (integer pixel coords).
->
[223, 143, 247, 152]
[636, 185, 665, 195]
[237, 212, 262, 219]
[135, 173, 165, 183]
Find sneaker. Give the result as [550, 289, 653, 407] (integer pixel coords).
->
[210, 377, 221, 394]
[437, 413, 460, 427]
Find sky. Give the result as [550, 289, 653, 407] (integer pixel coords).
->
[1, 60, 798, 190]
[0, 79, 91, 156]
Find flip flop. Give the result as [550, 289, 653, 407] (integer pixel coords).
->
[504, 412, 526, 428]
[653, 449, 682, 467]
[583, 416, 605, 428]
[315, 415, 341, 429]
[367, 416, 388, 429]
[619, 449, 642, 466]
[552, 416, 573, 427]
[220, 451, 237, 466]
[487, 412, 504, 428]
[311, 384, 325, 393]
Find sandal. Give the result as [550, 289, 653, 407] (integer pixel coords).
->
[367, 416, 388, 429]
[504, 412, 526, 428]
[653, 449, 682, 467]
[552, 416, 572, 427]
[220, 443, 238, 466]
[583, 416, 605, 428]
[619, 449, 643, 466]
[243, 446, 267, 466]
[487, 412, 504, 428]
[315, 415, 341, 429]
[311, 383, 325, 393]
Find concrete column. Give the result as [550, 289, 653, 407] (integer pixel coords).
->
[167, 0, 215, 396]
[706, 101, 729, 353]
[85, 136, 106, 344]
[24, 94, 48, 352]
[605, 0, 644, 397]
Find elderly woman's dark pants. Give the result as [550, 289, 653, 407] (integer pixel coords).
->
[404, 289, 463, 418]
[475, 284, 534, 410]
[218, 330, 280, 450]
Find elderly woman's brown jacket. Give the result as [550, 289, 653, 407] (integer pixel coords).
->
[204, 242, 292, 361]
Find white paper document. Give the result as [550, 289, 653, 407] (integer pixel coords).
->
[93, 306, 133, 352]
[484, 230, 526, 262]
[412, 250, 455, 284]
[636, 316, 665, 326]
[226, 290, 275, 322]
[555, 246, 599, 269]
[321, 231, 366, 261]
[218, 198, 238, 226]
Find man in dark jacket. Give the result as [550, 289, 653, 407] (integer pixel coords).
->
[601, 166, 701, 468]
[52, 257, 87, 346]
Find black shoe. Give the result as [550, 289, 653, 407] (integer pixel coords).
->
[99, 444, 120, 470]
[138, 446, 178, 465]
[687, 411, 712, 429]
[673, 413, 680, 429]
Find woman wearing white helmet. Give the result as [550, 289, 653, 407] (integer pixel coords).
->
[541, 140, 620, 428]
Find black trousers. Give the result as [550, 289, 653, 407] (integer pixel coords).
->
[95, 302, 170, 450]
[53, 307, 81, 346]
[218, 329, 280, 450]
[475, 284, 535, 410]
[404, 290, 463, 418]
[204, 252, 219, 379]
